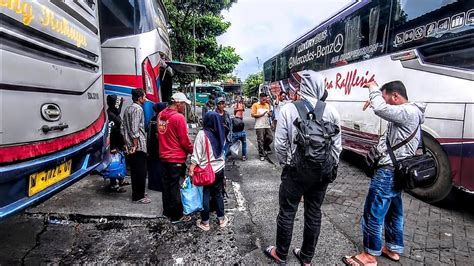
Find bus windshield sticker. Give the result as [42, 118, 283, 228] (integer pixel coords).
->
[450, 12, 465, 30]
[467, 9, 474, 25]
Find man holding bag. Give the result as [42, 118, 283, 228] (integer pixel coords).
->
[158, 92, 194, 223]
[343, 81, 426, 265]
[189, 111, 228, 231]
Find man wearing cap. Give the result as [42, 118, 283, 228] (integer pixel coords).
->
[251, 92, 273, 161]
[216, 97, 233, 157]
[121, 89, 149, 203]
[158, 92, 194, 223]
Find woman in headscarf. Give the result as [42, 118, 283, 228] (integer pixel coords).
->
[147, 102, 168, 192]
[189, 111, 229, 231]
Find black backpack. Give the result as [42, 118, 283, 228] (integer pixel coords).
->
[292, 100, 339, 183]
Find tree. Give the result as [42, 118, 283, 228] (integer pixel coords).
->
[243, 72, 263, 97]
[164, 0, 241, 83]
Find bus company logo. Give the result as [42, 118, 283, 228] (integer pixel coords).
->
[325, 69, 376, 95]
[333, 34, 344, 53]
[414, 26, 424, 40]
[467, 9, 474, 25]
[425, 22, 436, 37]
[437, 17, 450, 33]
[404, 29, 415, 43]
[450, 12, 465, 29]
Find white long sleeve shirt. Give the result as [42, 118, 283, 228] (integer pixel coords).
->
[191, 130, 225, 173]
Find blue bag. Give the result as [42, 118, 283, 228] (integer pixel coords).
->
[180, 176, 203, 215]
[103, 152, 127, 179]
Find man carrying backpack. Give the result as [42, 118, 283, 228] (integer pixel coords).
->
[264, 70, 342, 265]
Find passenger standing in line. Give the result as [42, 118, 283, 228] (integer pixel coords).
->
[233, 96, 245, 119]
[264, 71, 342, 265]
[106, 95, 130, 193]
[202, 95, 215, 119]
[251, 93, 273, 161]
[147, 102, 167, 192]
[343, 81, 426, 266]
[121, 89, 149, 203]
[272, 91, 291, 131]
[158, 93, 194, 223]
[215, 97, 233, 158]
[189, 111, 229, 231]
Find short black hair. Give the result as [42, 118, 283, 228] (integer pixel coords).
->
[380, 81, 408, 100]
[132, 89, 145, 102]
[279, 91, 286, 96]
[260, 92, 267, 98]
[209, 95, 215, 100]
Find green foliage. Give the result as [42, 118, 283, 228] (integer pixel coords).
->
[164, 0, 241, 84]
[243, 72, 263, 97]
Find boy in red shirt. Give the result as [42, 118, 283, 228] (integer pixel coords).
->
[158, 92, 193, 223]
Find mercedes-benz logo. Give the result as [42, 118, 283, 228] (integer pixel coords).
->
[334, 34, 344, 52]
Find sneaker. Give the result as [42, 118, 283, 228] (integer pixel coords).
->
[242, 156, 247, 161]
[260, 157, 265, 161]
[196, 219, 210, 231]
[218, 216, 229, 228]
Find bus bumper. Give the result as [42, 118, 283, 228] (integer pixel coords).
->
[0, 123, 108, 220]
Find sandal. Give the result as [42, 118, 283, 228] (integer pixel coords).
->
[196, 219, 210, 231]
[109, 186, 126, 193]
[381, 251, 400, 262]
[171, 215, 192, 224]
[342, 255, 377, 266]
[133, 197, 151, 204]
[293, 248, 305, 266]
[119, 181, 131, 186]
[264, 246, 286, 264]
[218, 216, 229, 228]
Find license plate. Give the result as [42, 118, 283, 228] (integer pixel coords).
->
[28, 160, 72, 196]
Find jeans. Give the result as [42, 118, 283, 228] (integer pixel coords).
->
[256, 128, 273, 157]
[162, 162, 186, 221]
[224, 131, 248, 158]
[201, 169, 225, 223]
[362, 168, 404, 256]
[275, 166, 329, 263]
[127, 151, 147, 201]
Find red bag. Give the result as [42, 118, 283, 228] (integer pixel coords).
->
[192, 134, 215, 186]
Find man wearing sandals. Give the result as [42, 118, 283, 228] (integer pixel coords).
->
[158, 92, 194, 223]
[122, 89, 149, 203]
[265, 70, 342, 265]
[343, 81, 426, 265]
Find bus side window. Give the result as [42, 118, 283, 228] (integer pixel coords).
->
[271, 60, 276, 82]
[328, 0, 391, 67]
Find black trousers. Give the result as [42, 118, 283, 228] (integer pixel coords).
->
[275, 166, 329, 263]
[162, 162, 186, 221]
[128, 151, 147, 201]
[255, 128, 273, 157]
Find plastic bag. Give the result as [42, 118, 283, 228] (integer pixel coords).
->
[103, 152, 127, 179]
[180, 176, 203, 215]
[229, 140, 241, 157]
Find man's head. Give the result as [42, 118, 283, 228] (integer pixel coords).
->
[132, 89, 146, 105]
[171, 92, 191, 114]
[298, 70, 325, 101]
[259, 92, 267, 104]
[380, 81, 408, 105]
[278, 91, 287, 101]
[216, 97, 226, 112]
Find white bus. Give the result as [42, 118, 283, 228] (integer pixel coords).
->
[263, 0, 474, 203]
[1, 0, 107, 219]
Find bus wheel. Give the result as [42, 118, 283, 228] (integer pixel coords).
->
[409, 133, 452, 203]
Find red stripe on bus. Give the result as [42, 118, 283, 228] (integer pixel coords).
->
[438, 138, 474, 144]
[103, 74, 142, 89]
[0, 111, 106, 164]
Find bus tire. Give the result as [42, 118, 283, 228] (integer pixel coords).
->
[408, 133, 452, 203]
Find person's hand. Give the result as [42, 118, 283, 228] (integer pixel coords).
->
[129, 146, 137, 154]
[188, 169, 194, 177]
[110, 149, 118, 154]
[363, 80, 378, 89]
[363, 100, 371, 111]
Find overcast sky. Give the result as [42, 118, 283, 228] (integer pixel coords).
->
[217, 0, 352, 80]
